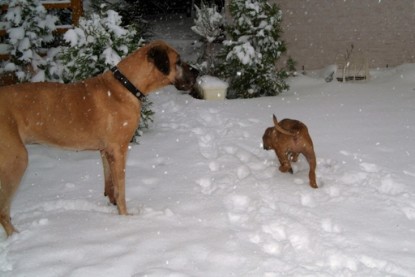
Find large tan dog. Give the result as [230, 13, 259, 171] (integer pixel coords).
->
[0, 40, 198, 236]
[262, 115, 318, 188]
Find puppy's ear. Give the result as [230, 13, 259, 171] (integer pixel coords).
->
[148, 46, 170, 75]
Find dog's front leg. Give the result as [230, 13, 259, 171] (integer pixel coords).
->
[0, 133, 29, 236]
[101, 150, 116, 205]
[274, 147, 293, 174]
[102, 146, 128, 215]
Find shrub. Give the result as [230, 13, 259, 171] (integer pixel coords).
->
[191, 1, 224, 75]
[56, 9, 143, 82]
[215, 0, 289, 99]
[1, 0, 57, 82]
[55, 8, 153, 141]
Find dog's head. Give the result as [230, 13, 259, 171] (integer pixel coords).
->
[262, 127, 276, 150]
[146, 41, 199, 91]
[116, 40, 199, 94]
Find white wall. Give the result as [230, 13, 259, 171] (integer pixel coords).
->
[276, 0, 415, 69]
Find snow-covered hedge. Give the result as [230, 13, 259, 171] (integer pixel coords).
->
[2, 0, 57, 82]
[54, 8, 152, 141]
[215, 0, 289, 99]
[191, 1, 224, 76]
[192, 2, 223, 44]
[56, 9, 143, 83]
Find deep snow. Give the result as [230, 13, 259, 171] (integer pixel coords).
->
[1, 16, 415, 277]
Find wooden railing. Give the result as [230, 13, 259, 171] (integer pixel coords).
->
[0, 0, 83, 60]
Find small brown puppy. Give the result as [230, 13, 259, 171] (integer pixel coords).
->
[0, 40, 198, 236]
[262, 115, 318, 188]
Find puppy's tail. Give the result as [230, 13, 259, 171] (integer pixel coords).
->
[273, 114, 296, 136]
[275, 124, 296, 136]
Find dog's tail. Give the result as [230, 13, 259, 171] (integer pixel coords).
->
[273, 114, 296, 136]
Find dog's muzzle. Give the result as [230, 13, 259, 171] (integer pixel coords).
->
[174, 63, 199, 91]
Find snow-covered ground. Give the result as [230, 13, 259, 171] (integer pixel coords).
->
[2, 16, 415, 277]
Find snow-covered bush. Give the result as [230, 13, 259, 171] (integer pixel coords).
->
[192, 2, 223, 43]
[56, 8, 143, 82]
[191, 1, 224, 75]
[216, 0, 289, 99]
[1, 0, 57, 82]
[55, 8, 152, 140]
[91, 0, 148, 31]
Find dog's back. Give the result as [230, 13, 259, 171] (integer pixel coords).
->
[278, 118, 305, 133]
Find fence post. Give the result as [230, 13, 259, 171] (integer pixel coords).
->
[71, 0, 83, 26]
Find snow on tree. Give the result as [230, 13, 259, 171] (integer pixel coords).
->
[56, 8, 152, 141]
[191, 1, 224, 75]
[216, 0, 289, 99]
[192, 2, 223, 43]
[2, 0, 57, 82]
[57, 8, 143, 83]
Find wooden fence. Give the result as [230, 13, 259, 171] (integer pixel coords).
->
[0, 0, 83, 60]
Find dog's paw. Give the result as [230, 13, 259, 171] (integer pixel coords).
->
[279, 164, 293, 173]
[309, 182, 318, 189]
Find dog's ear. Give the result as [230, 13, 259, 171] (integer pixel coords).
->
[148, 46, 170, 75]
[273, 114, 279, 127]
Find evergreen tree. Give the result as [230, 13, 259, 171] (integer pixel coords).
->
[57, 8, 143, 83]
[216, 0, 289, 98]
[2, 0, 57, 82]
[55, 8, 153, 141]
[90, 0, 149, 38]
[191, 1, 224, 75]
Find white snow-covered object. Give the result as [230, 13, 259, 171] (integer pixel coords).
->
[196, 75, 228, 100]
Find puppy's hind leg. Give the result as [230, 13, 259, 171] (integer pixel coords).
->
[305, 151, 318, 188]
[0, 137, 29, 236]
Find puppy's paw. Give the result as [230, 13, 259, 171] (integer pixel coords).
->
[279, 164, 292, 173]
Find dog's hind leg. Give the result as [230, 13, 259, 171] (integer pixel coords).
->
[305, 151, 318, 188]
[0, 135, 29, 236]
